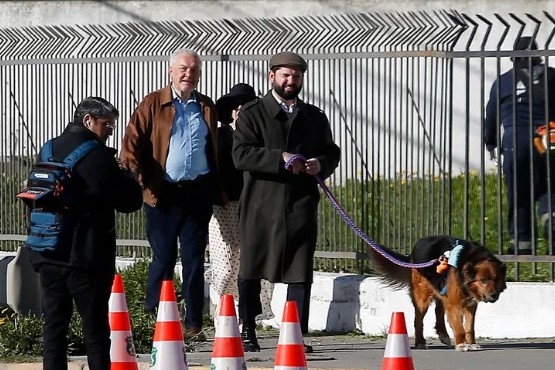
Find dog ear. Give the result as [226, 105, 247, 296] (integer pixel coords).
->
[461, 262, 475, 285]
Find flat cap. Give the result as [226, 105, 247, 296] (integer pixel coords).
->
[269, 52, 307, 72]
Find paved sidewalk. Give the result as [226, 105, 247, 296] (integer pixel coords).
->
[1, 333, 554, 370]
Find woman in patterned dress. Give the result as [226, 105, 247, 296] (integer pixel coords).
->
[205, 84, 274, 349]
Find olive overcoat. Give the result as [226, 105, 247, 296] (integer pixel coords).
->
[232, 91, 340, 283]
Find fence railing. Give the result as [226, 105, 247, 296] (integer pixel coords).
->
[1, 10, 555, 281]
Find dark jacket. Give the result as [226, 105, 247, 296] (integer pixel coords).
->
[119, 85, 223, 206]
[30, 124, 143, 273]
[218, 125, 243, 201]
[484, 64, 555, 151]
[232, 92, 340, 283]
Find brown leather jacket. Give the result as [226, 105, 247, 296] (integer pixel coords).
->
[120, 85, 219, 206]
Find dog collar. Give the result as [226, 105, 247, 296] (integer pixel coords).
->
[439, 240, 465, 296]
[448, 240, 464, 268]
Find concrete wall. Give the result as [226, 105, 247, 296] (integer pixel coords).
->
[4, 251, 551, 340]
[265, 273, 555, 339]
[1, 1, 555, 28]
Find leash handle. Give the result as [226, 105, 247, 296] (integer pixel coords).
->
[284, 153, 438, 269]
[284, 154, 307, 171]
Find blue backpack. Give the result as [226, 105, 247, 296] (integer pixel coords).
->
[16, 139, 100, 252]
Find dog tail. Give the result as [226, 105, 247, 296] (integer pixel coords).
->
[368, 244, 412, 290]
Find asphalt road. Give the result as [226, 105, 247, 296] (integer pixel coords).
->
[2, 333, 554, 370]
[156, 333, 555, 370]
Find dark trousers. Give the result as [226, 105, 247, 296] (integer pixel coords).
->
[503, 142, 555, 242]
[39, 264, 113, 370]
[144, 177, 213, 329]
[238, 277, 311, 334]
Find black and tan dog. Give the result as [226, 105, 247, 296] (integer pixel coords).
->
[369, 235, 507, 351]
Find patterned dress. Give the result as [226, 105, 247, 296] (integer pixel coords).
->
[204, 123, 274, 320]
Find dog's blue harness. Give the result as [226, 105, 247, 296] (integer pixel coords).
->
[439, 240, 464, 296]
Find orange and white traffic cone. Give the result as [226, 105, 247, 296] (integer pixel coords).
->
[382, 312, 415, 370]
[274, 301, 307, 370]
[150, 280, 188, 370]
[109, 274, 138, 370]
[211, 294, 246, 370]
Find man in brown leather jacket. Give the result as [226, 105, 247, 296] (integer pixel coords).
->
[120, 49, 218, 339]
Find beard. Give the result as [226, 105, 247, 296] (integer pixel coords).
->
[273, 83, 302, 100]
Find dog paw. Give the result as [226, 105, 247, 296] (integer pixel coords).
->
[455, 343, 471, 352]
[415, 343, 428, 349]
[438, 334, 452, 346]
[468, 343, 482, 351]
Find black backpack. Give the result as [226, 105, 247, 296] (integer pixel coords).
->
[16, 139, 100, 252]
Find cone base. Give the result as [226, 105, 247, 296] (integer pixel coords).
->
[382, 357, 415, 370]
[211, 357, 246, 370]
[150, 340, 188, 370]
[111, 362, 139, 370]
[275, 344, 307, 367]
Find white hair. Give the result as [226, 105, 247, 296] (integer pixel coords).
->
[169, 49, 201, 66]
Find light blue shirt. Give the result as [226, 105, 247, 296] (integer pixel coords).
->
[165, 90, 210, 182]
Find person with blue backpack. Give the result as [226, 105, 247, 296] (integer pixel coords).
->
[24, 97, 143, 370]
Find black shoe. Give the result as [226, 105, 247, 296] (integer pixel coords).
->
[242, 326, 260, 352]
[304, 344, 314, 354]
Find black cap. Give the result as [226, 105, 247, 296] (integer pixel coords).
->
[515, 36, 538, 50]
[269, 52, 307, 72]
[216, 83, 257, 124]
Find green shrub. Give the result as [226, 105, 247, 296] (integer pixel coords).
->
[0, 307, 43, 358]
[118, 259, 156, 354]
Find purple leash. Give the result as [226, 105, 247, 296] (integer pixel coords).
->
[285, 154, 438, 269]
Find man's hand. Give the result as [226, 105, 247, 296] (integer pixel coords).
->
[304, 158, 321, 176]
[282, 152, 305, 174]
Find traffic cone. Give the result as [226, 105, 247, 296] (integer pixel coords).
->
[211, 294, 246, 370]
[109, 274, 138, 370]
[274, 301, 307, 370]
[150, 280, 188, 370]
[382, 312, 415, 370]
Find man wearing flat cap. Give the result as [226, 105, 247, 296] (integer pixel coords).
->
[233, 51, 340, 353]
[484, 36, 555, 255]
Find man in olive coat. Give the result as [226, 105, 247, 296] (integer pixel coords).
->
[232, 52, 340, 353]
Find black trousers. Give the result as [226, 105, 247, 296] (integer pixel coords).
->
[144, 177, 213, 329]
[238, 277, 311, 334]
[39, 264, 114, 370]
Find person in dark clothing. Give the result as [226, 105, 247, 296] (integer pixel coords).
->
[232, 52, 341, 353]
[484, 36, 555, 255]
[30, 97, 143, 370]
[205, 83, 274, 352]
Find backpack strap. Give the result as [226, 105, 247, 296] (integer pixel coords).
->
[63, 140, 101, 171]
[40, 139, 55, 162]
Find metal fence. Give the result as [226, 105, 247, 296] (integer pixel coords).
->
[1, 10, 555, 280]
